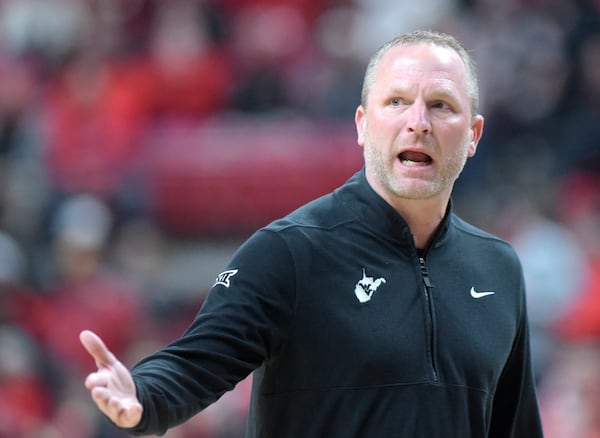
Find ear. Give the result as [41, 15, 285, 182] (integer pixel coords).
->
[467, 115, 484, 157]
[355, 105, 366, 147]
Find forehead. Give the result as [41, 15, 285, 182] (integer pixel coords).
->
[374, 43, 469, 93]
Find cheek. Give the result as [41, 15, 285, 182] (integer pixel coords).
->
[439, 123, 473, 152]
[362, 111, 408, 156]
[367, 116, 400, 144]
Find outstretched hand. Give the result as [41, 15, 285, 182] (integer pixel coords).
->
[79, 330, 143, 428]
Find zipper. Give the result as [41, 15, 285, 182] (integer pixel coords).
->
[419, 256, 438, 382]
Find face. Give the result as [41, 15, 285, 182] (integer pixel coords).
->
[355, 43, 484, 207]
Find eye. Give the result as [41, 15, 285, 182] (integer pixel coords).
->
[389, 97, 409, 108]
[431, 101, 451, 110]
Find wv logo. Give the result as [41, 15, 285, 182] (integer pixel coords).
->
[214, 269, 238, 288]
[354, 268, 386, 303]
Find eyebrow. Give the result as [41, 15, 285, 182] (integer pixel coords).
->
[383, 85, 460, 102]
[428, 88, 460, 102]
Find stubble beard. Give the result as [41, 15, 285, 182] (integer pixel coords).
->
[363, 133, 471, 201]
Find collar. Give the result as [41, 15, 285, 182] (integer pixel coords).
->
[335, 168, 453, 251]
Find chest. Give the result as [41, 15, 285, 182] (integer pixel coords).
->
[273, 237, 521, 392]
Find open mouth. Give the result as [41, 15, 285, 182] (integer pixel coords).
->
[398, 151, 432, 167]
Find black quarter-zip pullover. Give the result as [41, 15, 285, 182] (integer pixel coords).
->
[127, 169, 543, 438]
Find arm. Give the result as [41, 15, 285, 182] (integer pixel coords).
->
[488, 288, 544, 438]
[113, 229, 296, 435]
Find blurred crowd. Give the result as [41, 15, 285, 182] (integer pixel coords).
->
[0, 0, 599, 437]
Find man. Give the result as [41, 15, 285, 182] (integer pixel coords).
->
[80, 30, 544, 437]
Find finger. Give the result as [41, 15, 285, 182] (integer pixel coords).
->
[113, 399, 144, 428]
[107, 394, 142, 414]
[84, 370, 110, 390]
[91, 388, 134, 415]
[90, 386, 112, 411]
[90, 388, 127, 425]
[80, 330, 117, 368]
[93, 389, 143, 428]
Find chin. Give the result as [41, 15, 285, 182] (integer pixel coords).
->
[388, 180, 440, 201]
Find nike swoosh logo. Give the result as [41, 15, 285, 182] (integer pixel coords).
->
[470, 287, 495, 299]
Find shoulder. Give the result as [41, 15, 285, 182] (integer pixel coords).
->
[232, 189, 355, 265]
[449, 214, 522, 266]
[451, 214, 504, 242]
[266, 190, 357, 233]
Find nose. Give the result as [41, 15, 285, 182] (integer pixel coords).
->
[406, 101, 431, 135]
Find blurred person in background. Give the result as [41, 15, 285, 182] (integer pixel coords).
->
[22, 194, 152, 437]
[0, 230, 28, 323]
[557, 33, 600, 172]
[552, 169, 600, 343]
[79, 30, 542, 437]
[538, 342, 600, 438]
[491, 187, 589, 382]
[31, 194, 147, 378]
[226, 5, 308, 115]
[40, 40, 148, 204]
[141, 0, 232, 118]
[0, 326, 54, 438]
[535, 166, 600, 437]
[0, 232, 55, 437]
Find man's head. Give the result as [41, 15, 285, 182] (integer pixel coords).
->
[355, 30, 484, 208]
[360, 30, 480, 118]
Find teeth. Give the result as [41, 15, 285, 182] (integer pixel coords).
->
[401, 159, 427, 167]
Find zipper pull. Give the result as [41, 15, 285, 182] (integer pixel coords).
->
[419, 257, 433, 288]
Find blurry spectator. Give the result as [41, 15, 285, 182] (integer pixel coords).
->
[346, 0, 459, 60]
[0, 326, 54, 438]
[216, 0, 330, 24]
[299, 6, 365, 118]
[538, 342, 600, 438]
[464, 3, 572, 183]
[0, 232, 56, 437]
[40, 0, 233, 213]
[110, 218, 166, 295]
[0, 56, 36, 158]
[558, 256, 600, 340]
[0, 53, 47, 246]
[557, 33, 600, 171]
[0, 229, 41, 342]
[0, 231, 26, 296]
[30, 194, 147, 377]
[227, 5, 308, 114]
[0, 0, 89, 70]
[534, 168, 600, 437]
[142, 0, 233, 117]
[554, 169, 600, 340]
[40, 47, 148, 199]
[109, 217, 188, 342]
[504, 195, 589, 380]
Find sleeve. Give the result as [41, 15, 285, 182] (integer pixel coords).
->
[488, 273, 544, 438]
[125, 229, 296, 436]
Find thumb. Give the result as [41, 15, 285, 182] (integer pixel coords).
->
[80, 330, 117, 368]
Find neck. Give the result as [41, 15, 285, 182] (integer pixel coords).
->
[391, 198, 448, 250]
[362, 169, 451, 250]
